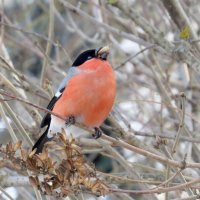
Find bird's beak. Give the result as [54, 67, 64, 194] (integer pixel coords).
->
[96, 46, 110, 60]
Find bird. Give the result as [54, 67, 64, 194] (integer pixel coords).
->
[32, 46, 116, 153]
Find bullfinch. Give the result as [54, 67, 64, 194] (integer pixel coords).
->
[32, 46, 116, 153]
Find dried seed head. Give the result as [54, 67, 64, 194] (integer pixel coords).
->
[0, 130, 109, 197]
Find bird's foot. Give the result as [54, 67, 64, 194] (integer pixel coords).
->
[92, 127, 102, 139]
[65, 115, 75, 127]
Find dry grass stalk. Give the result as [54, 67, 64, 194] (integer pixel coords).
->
[0, 129, 109, 198]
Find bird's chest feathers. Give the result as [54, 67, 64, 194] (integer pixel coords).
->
[53, 62, 115, 127]
[82, 68, 114, 97]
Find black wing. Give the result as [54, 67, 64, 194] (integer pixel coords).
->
[40, 67, 80, 128]
[40, 87, 64, 128]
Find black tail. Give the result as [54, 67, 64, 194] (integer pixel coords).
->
[32, 125, 52, 154]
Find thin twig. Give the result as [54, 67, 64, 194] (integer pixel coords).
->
[2, 100, 33, 146]
[0, 186, 14, 200]
[153, 168, 182, 189]
[40, 0, 55, 87]
[2, 90, 200, 169]
[114, 44, 156, 70]
[171, 93, 186, 154]
[109, 177, 200, 194]
[0, 96, 18, 142]
[58, 0, 151, 47]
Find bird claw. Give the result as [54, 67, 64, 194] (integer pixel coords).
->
[92, 127, 102, 139]
[65, 116, 75, 127]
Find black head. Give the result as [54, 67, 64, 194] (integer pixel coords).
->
[72, 46, 110, 67]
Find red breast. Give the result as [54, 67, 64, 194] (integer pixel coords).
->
[52, 58, 116, 127]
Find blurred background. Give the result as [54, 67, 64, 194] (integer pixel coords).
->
[1, 0, 200, 199]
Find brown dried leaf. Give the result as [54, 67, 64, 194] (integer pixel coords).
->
[60, 187, 72, 197]
[60, 159, 71, 171]
[29, 148, 37, 158]
[86, 178, 109, 196]
[59, 130, 67, 143]
[37, 147, 48, 160]
[55, 168, 64, 182]
[29, 176, 40, 188]
[1, 133, 109, 197]
[20, 149, 29, 161]
[26, 156, 37, 171]
[43, 181, 52, 195]
[6, 142, 13, 154]
[13, 141, 22, 151]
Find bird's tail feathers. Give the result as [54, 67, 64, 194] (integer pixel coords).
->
[32, 125, 52, 154]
